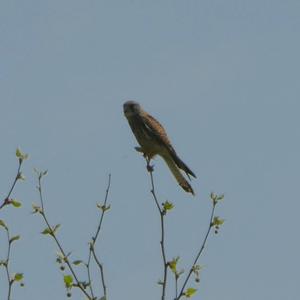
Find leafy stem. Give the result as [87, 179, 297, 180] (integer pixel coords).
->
[87, 174, 111, 298]
[175, 201, 216, 300]
[0, 149, 26, 210]
[175, 192, 224, 300]
[4, 228, 13, 300]
[145, 158, 168, 300]
[35, 171, 93, 299]
[0, 149, 27, 300]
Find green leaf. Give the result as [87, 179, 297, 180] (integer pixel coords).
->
[32, 204, 42, 214]
[14, 273, 24, 281]
[52, 224, 61, 234]
[17, 172, 26, 181]
[212, 216, 225, 226]
[11, 199, 22, 208]
[56, 252, 65, 260]
[100, 297, 107, 300]
[41, 224, 60, 235]
[192, 264, 203, 276]
[210, 192, 224, 204]
[16, 148, 22, 158]
[73, 260, 83, 266]
[169, 261, 177, 273]
[16, 148, 28, 161]
[217, 194, 224, 201]
[0, 260, 7, 267]
[184, 287, 197, 298]
[41, 228, 52, 235]
[0, 219, 8, 230]
[210, 192, 216, 201]
[168, 257, 179, 274]
[34, 168, 48, 180]
[192, 265, 202, 272]
[10, 235, 20, 244]
[97, 203, 111, 212]
[163, 201, 174, 211]
[64, 275, 73, 288]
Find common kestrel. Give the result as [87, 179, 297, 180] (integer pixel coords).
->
[123, 101, 196, 195]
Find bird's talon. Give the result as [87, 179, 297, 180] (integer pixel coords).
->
[134, 146, 143, 153]
[147, 164, 154, 172]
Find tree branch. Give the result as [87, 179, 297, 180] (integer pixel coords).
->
[88, 173, 111, 298]
[176, 201, 216, 300]
[0, 159, 22, 210]
[145, 158, 168, 300]
[35, 171, 92, 299]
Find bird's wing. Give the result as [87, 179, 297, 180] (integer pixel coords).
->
[140, 112, 173, 147]
[141, 112, 196, 179]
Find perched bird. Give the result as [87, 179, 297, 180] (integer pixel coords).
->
[123, 101, 196, 195]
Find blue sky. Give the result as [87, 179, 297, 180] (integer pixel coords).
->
[1, 1, 299, 299]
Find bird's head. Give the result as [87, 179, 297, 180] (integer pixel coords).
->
[123, 101, 142, 117]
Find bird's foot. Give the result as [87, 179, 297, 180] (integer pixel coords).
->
[147, 163, 154, 173]
[134, 146, 143, 153]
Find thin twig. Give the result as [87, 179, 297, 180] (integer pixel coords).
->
[36, 173, 92, 300]
[146, 158, 168, 300]
[176, 202, 216, 300]
[0, 160, 22, 210]
[86, 251, 95, 299]
[93, 174, 111, 242]
[1, 156, 25, 300]
[88, 173, 111, 298]
[91, 246, 107, 297]
[175, 275, 178, 299]
[4, 229, 12, 300]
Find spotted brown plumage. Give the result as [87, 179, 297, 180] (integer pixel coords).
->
[123, 101, 196, 195]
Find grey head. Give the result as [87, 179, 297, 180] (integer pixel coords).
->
[123, 101, 142, 117]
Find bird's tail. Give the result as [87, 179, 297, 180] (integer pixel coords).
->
[168, 148, 196, 180]
[162, 154, 195, 195]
